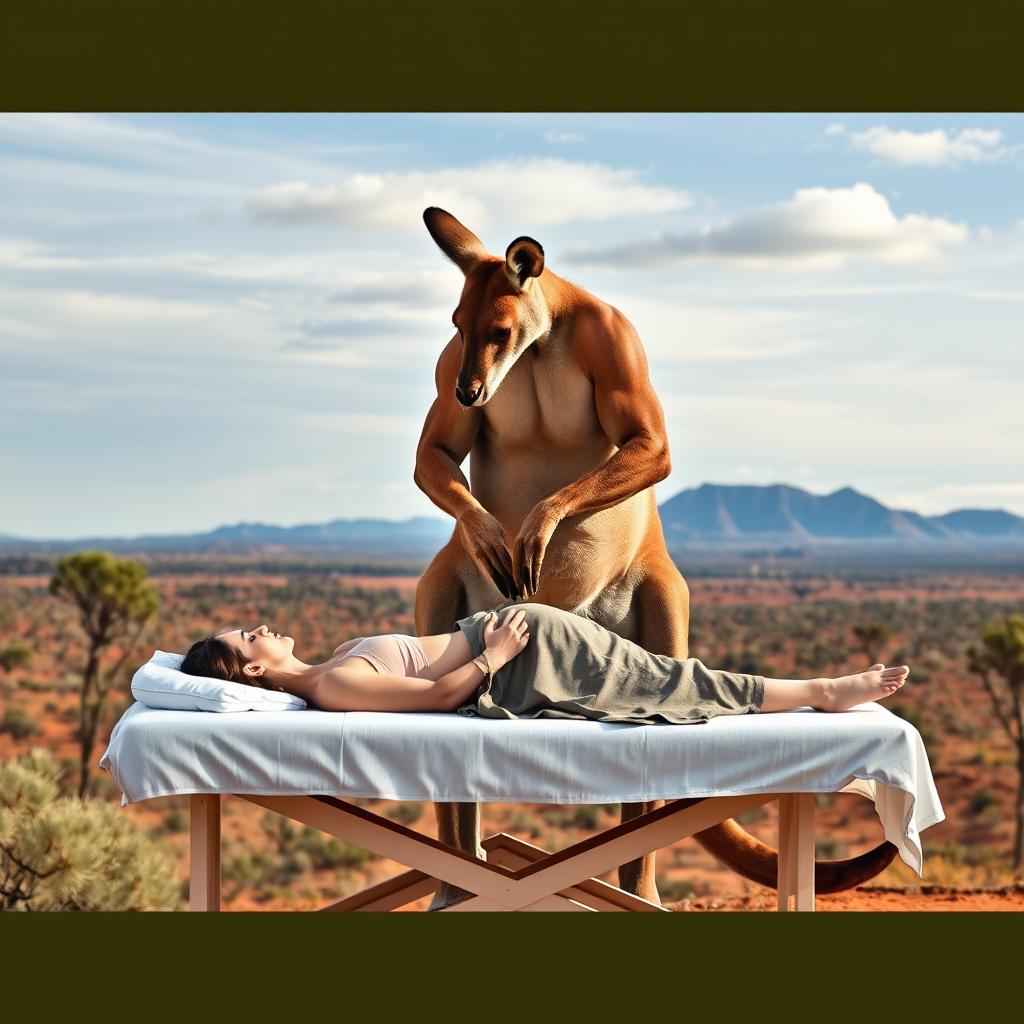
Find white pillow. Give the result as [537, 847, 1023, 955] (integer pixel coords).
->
[130, 650, 307, 712]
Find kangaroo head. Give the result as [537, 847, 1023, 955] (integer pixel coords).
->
[423, 207, 552, 407]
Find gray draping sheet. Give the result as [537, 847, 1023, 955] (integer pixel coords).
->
[100, 699, 945, 876]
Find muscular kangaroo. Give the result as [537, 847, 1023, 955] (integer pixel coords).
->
[412, 207, 898, 908]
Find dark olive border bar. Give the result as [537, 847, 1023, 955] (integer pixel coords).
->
[1, 0, 1023, 110]
[2, 912, 1022, 1016]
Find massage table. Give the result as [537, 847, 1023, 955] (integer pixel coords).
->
[100, 700, 944, 912]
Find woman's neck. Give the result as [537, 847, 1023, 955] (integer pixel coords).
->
[261, 654, 325, 701]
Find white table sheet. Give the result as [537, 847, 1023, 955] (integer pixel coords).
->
[100, 700, 945, 876]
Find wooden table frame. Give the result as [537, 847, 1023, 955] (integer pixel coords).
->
[188, 791, 817, 912]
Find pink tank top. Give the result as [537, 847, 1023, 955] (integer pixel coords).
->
[339, 634, 430, 677]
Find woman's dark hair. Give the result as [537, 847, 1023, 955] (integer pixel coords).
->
[180, 636, 284, 692]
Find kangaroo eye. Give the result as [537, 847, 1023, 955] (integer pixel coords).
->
[492, 327, 512, 342]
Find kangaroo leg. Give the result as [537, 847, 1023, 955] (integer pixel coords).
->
[617, 560, 692, 902]
[414, 548, 484, 910]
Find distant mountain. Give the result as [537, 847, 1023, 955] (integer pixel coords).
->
[2, 483, 1023, 556]
[933, 508, 1024, 538]
[659, 483, 1024, 546]
[0, 516, 455, 558]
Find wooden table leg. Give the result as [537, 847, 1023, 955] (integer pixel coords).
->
[777, 794, 815, 912]
[189, 794, 221, 912]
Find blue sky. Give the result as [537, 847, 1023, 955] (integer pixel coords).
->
[2, 113, 1022, 539]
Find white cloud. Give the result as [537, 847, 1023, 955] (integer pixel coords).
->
[887, 481, 1024, 515]
[57, 289, 219, 322]
[0, 236, 459, 301]
[824, 123, 845, 135]
[0, 113, 400, 178]
[544, 130, 586, 144]
[0, 315, 51, 339]
[562, 182, 968, 270]
[849, 125, 1020, 167]
[245, 157, 692, 230]
[601, 295, 836, 364]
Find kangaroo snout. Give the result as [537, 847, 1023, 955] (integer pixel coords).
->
[456, 381, 483, 406]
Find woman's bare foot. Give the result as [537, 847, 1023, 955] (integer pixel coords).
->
[813, 663, 910, 712]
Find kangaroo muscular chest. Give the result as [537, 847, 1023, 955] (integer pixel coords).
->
[481, 344, 602, 453]
[468, 340, 617, 526]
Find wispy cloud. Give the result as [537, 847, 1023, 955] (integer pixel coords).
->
[57, 289, 219, 322]
[543, 129, 586, 144]
[245, 157, 692, 230]
[888, 481, 1024, 515]
[848, 125, 1021, 167]
[561, 183, 968, 270]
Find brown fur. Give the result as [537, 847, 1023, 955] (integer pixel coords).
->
[414, 207, 897, 907]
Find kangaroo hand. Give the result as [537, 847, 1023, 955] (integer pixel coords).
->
[512, 501, 561, 597]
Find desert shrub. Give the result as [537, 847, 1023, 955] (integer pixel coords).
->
[295, 826, 371, 870]
[163, 808, 189, 833]
[16, 678, 52, 693]
[508, 809, 542, 839]
[815, 836, 849, 859]
[570, 806, 601, 830]
[1, 706, 41, 740]
[657, 877, 695, 901]
[0, 748, 178, 910]
[384, 801, 423, 826]
[967, 788, 999, 816]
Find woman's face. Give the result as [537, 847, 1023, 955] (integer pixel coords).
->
[216, 624, 295, 670]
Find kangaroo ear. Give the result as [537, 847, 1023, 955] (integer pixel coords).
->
[423, 207, 488, 274]
[505, 236, 545, 290]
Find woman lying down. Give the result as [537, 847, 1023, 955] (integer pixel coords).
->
[181, 602, 909, 725]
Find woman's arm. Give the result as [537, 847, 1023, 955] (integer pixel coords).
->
[310, 656, 493, 713]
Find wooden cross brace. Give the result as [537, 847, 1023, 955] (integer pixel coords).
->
[188, 791, 817, 912]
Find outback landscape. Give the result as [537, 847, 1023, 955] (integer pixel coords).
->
[2, 553, 1023, 911]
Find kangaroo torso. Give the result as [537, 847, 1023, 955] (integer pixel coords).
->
[464, 312, 660, 619]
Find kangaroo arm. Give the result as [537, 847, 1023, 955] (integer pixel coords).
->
[414, 441, 485, 522]
[413, 335, 486, 522]
[548, 433, 670, 520]
[548, 307, 671, 520]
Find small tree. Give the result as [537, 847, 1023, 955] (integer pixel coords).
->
[0, 748, 178, 910]
[852, 622, 893, 665]
[48, 551, 159, 797]
[967, 613, 1024, 875]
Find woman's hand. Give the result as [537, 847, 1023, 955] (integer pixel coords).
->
[481, 608, 531, 671]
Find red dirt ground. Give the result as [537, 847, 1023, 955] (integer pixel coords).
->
[670, 883, 1024, 911]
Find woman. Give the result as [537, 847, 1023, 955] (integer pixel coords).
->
[180, 602, 910, 724]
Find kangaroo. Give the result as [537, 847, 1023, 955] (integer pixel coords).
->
[412, 207, 897, 909]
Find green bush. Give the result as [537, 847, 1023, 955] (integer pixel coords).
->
[383, 801, 423, 826]
[295, 827, 371, 870]
[815, 836, 849, 859]
[967, 788, 999, 816]
[2, 706, 41, 740]
[925, 840, 1000, 867]
[163, 808, 189, 833]
[0, 641, 33, 673]
[0, 748, 178, 910]
[657, 877, 696, 901]
[571, 806, 601, 830]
